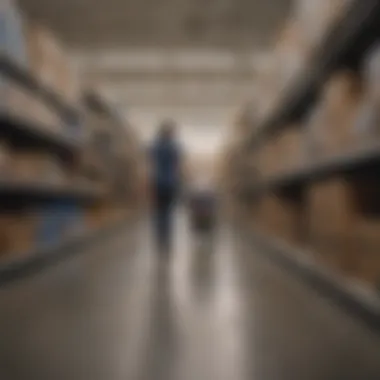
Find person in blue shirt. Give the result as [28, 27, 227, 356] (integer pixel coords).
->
[150, 120, 183, 253]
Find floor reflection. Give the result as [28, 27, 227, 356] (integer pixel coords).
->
[0, 212, 380, 380]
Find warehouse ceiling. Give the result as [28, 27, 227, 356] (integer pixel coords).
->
[19, 0, 291, 49]
[18, 0, 292, 153]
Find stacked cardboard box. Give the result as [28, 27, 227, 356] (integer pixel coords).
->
[9, 151, 66, 184]
[1, 77, 61, 130]
[274, 20, 311, 91]
[25, 20, 80, 104]
[306, 71, 362, 159]
[257, 194, 305, 245]
[0, 212, 36, 258]
[307, 179, 357, 273]
[275, 126, 305, 173]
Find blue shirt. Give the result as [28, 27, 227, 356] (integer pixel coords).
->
[150, 137, 181, 191]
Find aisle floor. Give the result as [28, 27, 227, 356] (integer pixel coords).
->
[0, 213, 380, 380]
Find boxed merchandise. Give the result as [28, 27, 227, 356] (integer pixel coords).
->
[0, 0, 28, 65]
[10, 151, 66, 183]
[0, 213, 36, 257]
[308, 179, 356, 237]
[307, 179, 358, 273]
[85, 203, 115, 229]
[25, 20, 80, 103]
[257, 139, 280, 177]
[1, 78, 61, 131]
[306, 71, 362, 158]
[35, 202, 85, 246]
[352, 222, 380, 287]
[1, 78, 31, 118]
[276, 126, 305, 173]
[254, 56, 282, 122]
[260, 194, 305, 244]
[275, 20, 310, 90]
[293, 0, 352, 49]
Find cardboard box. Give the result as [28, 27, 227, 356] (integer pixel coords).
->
[0, 213, 36, 257]
[308, 179, 356, 237]
[258, 194, 305, 244]
[1, 79, 31, 118]
[10, 151, 65, 183]
[257, 138, 281, 177]
[351, 222, 380, 287]
[1, 78, 61, 132]
[276, 126, 305, 173]
[275, 20, 310, 90]
[307, 178, 359, 274]
[306, 71, 362, 158]
[25, 20, 80, 103]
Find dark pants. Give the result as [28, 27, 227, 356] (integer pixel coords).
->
[153, 187, 176, 252]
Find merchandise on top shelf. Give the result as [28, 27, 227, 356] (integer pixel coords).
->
[293, 0, 353, 50]
[275, 19, 311, 91]
[0, 0, 28, 66]
[25, 20, 80, 104]
[1, 76, 62, 130]
[305, 70, 362, 159]
[254, 56, 283, 123]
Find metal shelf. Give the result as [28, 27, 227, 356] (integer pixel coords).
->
[250, 231, 380, 332]
[248, 0, 380, 149]
[251, 146, 380, 196]
[0, 112, 81, 159]
[0, 217, 131, 285]
[0, 54, 80, 122]
[0, 180, 105, 203]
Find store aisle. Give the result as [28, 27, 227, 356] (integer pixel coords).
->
[0, 212, 380, 380]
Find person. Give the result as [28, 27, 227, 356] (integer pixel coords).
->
[149, 120, 183, 253]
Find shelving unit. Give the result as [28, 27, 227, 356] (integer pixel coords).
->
[0, 111, 80, 160]
[233, 0, 380, 304]
[0, 54, 80, 122]
[249, 145, 380, 197]
[0, 6, 143, 273]
[0, 180, 104, 203]
[247, 0, 380, 148]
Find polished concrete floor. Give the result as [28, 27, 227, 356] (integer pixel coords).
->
[0, 213, 380, 380]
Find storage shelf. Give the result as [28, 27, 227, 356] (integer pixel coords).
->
[250, 231, 380, 331]
[0, 54, 80, 121]
[0, 180, 105, 203]
[250, 146, 380, 196]
[0, 112, 81, 159]
[0, 217, 131, 285]
[248, 0, 380, 149]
